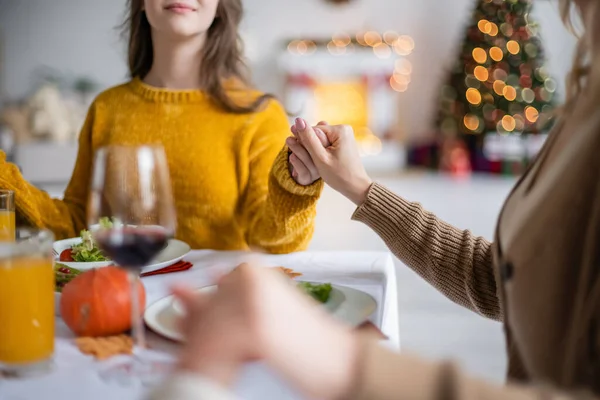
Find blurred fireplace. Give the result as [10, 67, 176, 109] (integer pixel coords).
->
[279, 45, 408, 170]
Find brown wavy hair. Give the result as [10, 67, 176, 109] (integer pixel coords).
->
[121, 0, 272, 113]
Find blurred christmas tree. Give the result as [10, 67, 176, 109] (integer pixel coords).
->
[432, 0, 556, 174]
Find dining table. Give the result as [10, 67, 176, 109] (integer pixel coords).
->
[1, 250, 400, 400]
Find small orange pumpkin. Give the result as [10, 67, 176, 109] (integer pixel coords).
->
[60, 266, 146, 337]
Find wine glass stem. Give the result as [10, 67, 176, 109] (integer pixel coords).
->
[128, 270, 146, 349]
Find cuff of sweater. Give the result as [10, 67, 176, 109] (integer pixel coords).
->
[271, 146, 324, 197]
[351, 182, 413, 234]
[351, 336, 537, 400]
[148, 372, 236, 400]
[0, 153, 43, 229]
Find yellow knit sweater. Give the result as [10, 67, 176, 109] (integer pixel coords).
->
[0, 78, 323, 253]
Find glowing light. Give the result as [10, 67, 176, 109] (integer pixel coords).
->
[287, 40, 316, 55]
[364, 31, 382, 47]
[539, 88, 552, 102]
[478, 19, 490, 33]
[503, 85, 517, 101]
[514, 114, 525, 131]
[472, 48, 487, 64]
[373, 43, 392, 59]
[535, 67, 550, 81]
[287, 40, 300, 53]
[522, 88, 535, 103]
[464, 114, 480, 131]
[525, 106, 539, 123]
[332, 33, 351, 47]
[500, 23, 513, 37]
[544, 79, 557, 93]
[393, 35, 415, 55]
[507, 40, 520, 55]
[390, 76, 408, 92]
[466, 88, 482, 105]
[488, 22, 499, 36]
[392, 72, 411, 85]
[482, 93, 494, 104]
[502, 115, 516, 132]
[356, 31, 367, 46]
[493, 80, 506, 95]
[493, 69, 508, 81]
[398, 35, 415, 49]
[489, 47, 504, 62]
[395, 59, 412, 75]
[327, 41, 346, 55]
[297, 41, 308, 54]
[383, 31, 399, 45]
[474, 66, 489, 82]
[525, 43, 538, 57]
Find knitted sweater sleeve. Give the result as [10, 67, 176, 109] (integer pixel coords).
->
[352, 182, 501, 320]
[0, 104, 96, 239]
[241, 101, 323, 254]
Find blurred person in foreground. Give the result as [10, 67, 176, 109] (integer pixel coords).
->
[150, 0, 600, 398]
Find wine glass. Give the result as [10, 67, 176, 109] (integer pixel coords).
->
[88, 145, 176, 382]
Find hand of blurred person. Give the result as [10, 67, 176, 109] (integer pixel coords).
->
[172, 263, 359, 400]
[291, 119, 373, 206]
[287, 119, 330, 186]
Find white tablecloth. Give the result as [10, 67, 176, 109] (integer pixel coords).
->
[0, 250, 399, 400]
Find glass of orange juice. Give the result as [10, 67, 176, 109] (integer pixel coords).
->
[0, 228, 55, 377]
[0, 190, 15, 241]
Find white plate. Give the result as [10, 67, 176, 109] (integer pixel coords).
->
[145, 283, 377, 342]
[53, 237, 191, 273]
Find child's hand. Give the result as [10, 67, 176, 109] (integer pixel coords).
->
[287, 119, 330, 186]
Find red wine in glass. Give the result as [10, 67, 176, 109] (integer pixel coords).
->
[95, 227, 169, 270]
[87, 145, 177, 383]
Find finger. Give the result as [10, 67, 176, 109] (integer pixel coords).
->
[313, 127, 331, 147]
[294, 121, 329, 146]
[315, 120, 329, 146]
[294, 118, 327, 160]
[312, 124, 352, 147]
[286, 137, 319, 177]
[289, 153, 312, 185]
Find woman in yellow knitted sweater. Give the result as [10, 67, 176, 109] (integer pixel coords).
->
[0, 0, 323, 254]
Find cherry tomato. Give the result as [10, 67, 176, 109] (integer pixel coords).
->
[59, 249, 74, 262]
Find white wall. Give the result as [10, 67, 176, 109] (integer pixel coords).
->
[0, 0, 577, 140]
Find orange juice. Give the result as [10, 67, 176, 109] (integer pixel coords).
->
[0, 256, 54, 364]
[0, 210, 15, 241]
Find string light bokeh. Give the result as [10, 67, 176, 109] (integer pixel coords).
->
[436, 0, 555, 139]
[286, 31, 415, 93]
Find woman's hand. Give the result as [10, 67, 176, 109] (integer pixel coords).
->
[292, 119, 373, 206]
[287, 119, 330, 186]
[173, 263, 359, 400]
